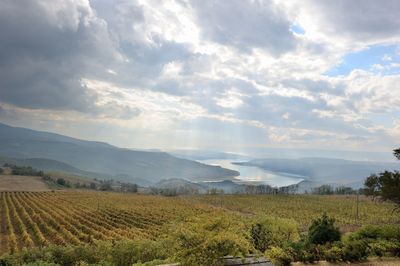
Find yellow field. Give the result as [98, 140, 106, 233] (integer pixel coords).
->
[186, 194, 400, 231]
[0, 191, 399, 256]
[0, 191, 213, 255]
[0, 175, 49, 191]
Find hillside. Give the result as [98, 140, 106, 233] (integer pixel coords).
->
[0, 123, 239, 185]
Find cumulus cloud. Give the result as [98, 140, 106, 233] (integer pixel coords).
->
[292, 0, 400, 45]
[0, 0, 121, 111]
[191, 0, 297, 55]
[1, 0, 400, 153]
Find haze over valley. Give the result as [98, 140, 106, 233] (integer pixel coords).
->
[0, 122, 397, 192]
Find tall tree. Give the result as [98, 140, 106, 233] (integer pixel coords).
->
[364, 148, 400, 211]
[394, 148, 400, 161]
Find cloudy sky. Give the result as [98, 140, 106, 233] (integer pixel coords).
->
[0, 0, 400, 155]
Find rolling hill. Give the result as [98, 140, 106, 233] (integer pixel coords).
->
[0, 123, 239, 185]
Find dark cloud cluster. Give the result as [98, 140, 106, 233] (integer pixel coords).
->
[0, 0, 118, 111]
[302, 0, 400, 43]
[191, 0, 297, 55]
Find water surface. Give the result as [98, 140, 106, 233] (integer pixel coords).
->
[200, 159, 305, 187]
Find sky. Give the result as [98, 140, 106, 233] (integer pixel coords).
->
[0, 0, 400, 156]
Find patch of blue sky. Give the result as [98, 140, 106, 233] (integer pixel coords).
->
[290, 23, 305, 35]
[325, 44, 400, 77]
[366, 112, 398, 128]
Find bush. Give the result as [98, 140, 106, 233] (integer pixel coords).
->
[368, 240, 399, 257]
[308, 213, 340, 245]
[341, 240, 368, 262]
[250, 217, 299, 252]
[351, 225, 400, 241]
[110, 239, 167, 266]
[324, 245, 343, 262]
[22, 262, 58, 266]
[0, 240, 168, 266]
[348, 225, 400, 258]
[265, 246, 293, 266]
[168, 213, 252, 265]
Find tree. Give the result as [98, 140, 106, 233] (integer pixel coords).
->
[89, 182, 97, 190]
[364, 174, 380, 198]
[312, 185, 334, 195]
[394, 148, 400, 160]
[307, 213, 340, 245]
[99, 181, 113, 191]
[363, 148, 400, 211]
[56, 178, 70, 187]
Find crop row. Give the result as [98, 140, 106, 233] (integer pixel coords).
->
[0, 191, 193, 255]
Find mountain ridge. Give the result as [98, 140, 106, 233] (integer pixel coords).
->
[0, 123, 239, 185]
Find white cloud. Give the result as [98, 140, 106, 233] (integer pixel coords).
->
[1, 0, 400, 153]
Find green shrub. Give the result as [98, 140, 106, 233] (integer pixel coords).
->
[351, 225, 400, 241]
[250, 217, 299, 252]
[341, 240, 368, 262]
[265, 246, 293, 266]
[368, 240, 399, 257]
[0, 240, 168, 266]
[168, 213, 252, 266]
[308, 213, 340, 245]
[324, 245, 342, 262]
[22, 262, 59, 266]
[110, 239, 167, 266]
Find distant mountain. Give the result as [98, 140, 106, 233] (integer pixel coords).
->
[169, 149, 250, 161]
[235, 157, 399, 188]
[0, 156, 111, 178]
[154, 178, 207, 193]
[0, 157, 84, 173]
[0, 123, 239, 185]
[154, 178, 277, 194]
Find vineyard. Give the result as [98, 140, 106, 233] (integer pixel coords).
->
[0, 191, 213, 255]
[187, 194, 400, 231]
[1, 191, 399, 257]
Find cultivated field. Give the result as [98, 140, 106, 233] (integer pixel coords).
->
[0, 191, 213, 255]
[187, 194, 400, 232]
[0, 175, 49, 191]
[1, 191, 399, 256]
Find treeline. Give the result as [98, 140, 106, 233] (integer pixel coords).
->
[310, 185, 359, 195]
[150, 187, 199, 196]
[4, 163, 45, 177]
[151, 184, 301, 197]
[93, 179, 138, 193]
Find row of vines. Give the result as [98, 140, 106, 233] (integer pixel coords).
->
[1, 191, 399, 256]
[0, 191, 212, 255]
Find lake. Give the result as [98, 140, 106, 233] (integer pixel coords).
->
[199, 159, 305, 187]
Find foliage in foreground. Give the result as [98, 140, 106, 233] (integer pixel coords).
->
[0, 239, 168, 266]
[250, 216, 300, 252]
[1, 213, 399, 266]
[264, 219, 400, 266]
[167, 213, 253, 265]
[307, 213, 341, 245]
